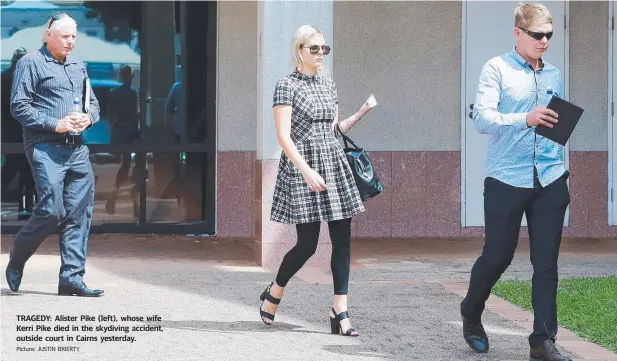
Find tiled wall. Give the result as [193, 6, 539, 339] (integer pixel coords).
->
[217, 151, 616, 239]
[564, 152, 617, 238]
[216, 152, 256, 237]
[355, 152, 463, 238]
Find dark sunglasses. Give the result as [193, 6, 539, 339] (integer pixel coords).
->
[518, 27, 553, 41]
[48, 12, 72, 29]
[302, 44, 331, 55]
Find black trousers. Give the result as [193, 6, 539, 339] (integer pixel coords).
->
[276, 218, 352, 295]
[462, 171, 570, 347]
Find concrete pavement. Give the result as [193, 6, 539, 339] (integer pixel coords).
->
[1, 236, 616, 361]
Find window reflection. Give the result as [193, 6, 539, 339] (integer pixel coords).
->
[140, 1, 185, 144]
[90, 152, 145, 225]
[1, 1, 212, 231]
[0, 1, 204, 145]
[1, 153, 35, 226]
[146, 152, 204, 223]
[108, 65, 140, 145]
[1, 1, 142, 145]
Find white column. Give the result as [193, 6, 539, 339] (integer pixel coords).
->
[257, 0, 334, 161]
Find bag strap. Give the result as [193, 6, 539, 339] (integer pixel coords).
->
[336, 123, 360, 149]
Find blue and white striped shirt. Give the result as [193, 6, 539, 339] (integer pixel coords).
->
[473, 47, 566, 188]
[10, 45, 100, 149]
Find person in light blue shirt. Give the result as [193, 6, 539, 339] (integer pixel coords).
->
[460, 4, 571, 361]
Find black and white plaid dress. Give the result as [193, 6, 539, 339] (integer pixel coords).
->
[270, 70, 365, 224]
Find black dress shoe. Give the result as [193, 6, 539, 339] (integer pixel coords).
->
[461, 301, 489, 353]
[58, 283, 104, 297]
[5, 266, 24, 292]
[530, 340, 572, 361]
[6, 266, 23, 291]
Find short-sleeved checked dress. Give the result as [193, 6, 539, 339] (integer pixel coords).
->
[270, 70, 365, 224]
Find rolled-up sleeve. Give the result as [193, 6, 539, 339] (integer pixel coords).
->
[10, 58, 59, 132]
[473, 61, 528, 134]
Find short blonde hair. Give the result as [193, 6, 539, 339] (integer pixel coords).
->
[291, 25, 323, 69]
[514, 2, 552, 28]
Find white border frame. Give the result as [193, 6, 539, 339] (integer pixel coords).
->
[609, 1, 614, 225]
[460, 1, 467, 227]
[564, 1, 570, 226]
[460, 1, 570, 227]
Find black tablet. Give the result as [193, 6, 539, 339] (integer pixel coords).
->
[534, 96, 584, 146]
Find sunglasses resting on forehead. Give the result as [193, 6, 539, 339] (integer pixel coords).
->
[518, 27, 553, 41]
[48, 12, 72, 29]
[302, 44, 331, 55]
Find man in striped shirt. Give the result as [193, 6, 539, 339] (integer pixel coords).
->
[6, 12, 104, 297]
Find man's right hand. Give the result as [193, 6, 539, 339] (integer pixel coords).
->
[55, 115, 79, 133]
[526, 106, 559, 128]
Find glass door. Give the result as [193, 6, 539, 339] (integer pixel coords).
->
[1, 1, 216, 235]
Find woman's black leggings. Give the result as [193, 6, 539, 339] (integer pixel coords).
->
[275, 218, 352, 295]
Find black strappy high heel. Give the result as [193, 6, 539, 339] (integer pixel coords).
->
[330, 308, 359, 336]
[259, 282, 280, 325]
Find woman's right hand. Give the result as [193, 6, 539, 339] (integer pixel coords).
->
[365, 94, 377, 109]
[301, 168, 327, 192]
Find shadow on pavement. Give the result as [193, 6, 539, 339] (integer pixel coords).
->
[160, 320, 329, 335]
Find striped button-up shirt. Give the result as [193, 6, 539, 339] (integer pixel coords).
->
[473, 47, 566, 188]
[10, 45, 100, 149]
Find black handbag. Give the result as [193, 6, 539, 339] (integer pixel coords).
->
[336, 123, 384, 201]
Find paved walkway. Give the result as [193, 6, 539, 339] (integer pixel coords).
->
[1, 236, 616, 361]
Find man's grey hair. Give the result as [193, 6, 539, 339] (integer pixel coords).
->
[42, 12, 76, 44]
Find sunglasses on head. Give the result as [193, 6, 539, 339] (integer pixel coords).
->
[518, 27, 553, 41]
[302, 44, 331, 55]
[48, 12, 71, 29]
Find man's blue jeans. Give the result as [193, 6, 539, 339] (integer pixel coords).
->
[9, 142, 94, 286]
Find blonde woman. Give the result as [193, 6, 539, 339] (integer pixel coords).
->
[259, 25, 376, 336]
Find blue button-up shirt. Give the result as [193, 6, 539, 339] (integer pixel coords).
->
[10, 45, 100, 149]
[473, 47, 566, 188]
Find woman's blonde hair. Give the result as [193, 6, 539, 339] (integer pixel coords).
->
[291, 25, 323, 69]
[514, 2, 552, 28]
